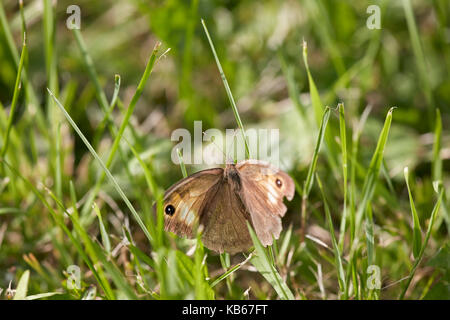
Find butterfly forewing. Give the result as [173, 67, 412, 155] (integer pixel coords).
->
[163, 168, 223, 237]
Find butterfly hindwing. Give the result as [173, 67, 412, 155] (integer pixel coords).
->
[236, 160, 295, 246]
[200, 180, 253, 254]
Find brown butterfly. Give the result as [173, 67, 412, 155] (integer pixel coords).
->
[162, 160, 295, 254]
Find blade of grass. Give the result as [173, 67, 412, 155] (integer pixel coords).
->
[354, 107, 395, 235]
[93, 203, 111, 255]
[48, 89, 153, 244]
[177, 148, 188, 178]
[201, 19, 250, 159]
[347, 107, 394, 296]
[1, 33, 26, 158]
[301, 106, 331, 240]
[72, 28, 112, 126]
[123, 137, 163, 247]
[364, 204, 379, 300]
[404, 167, 423, 259]
[349, 105, 372, 243]
[78, 42, 162, 218]
[302, 40, 338, 177]
[25, 292, 62, 300]
[338, 103, 348, 252]
[93, 74, 122, 147]
[247, 222, 294, 300]
[304, 0, 346, 76]
[402, 0, 435, 127]
[55, 122, 62, 200]
[278, 225, 293, 265]
[0, 0, 46, 134]
[316, 174, 347, 298]
[399, 186, 444, 299]
[210, 253, 252, 288]
[365, 203, 375, 269]
[180, 0, 199, 98]
[194, 233, 214, 299]
[43, 0, 58, 121]
[13, 270, 30, 300]
[278, 50, 307, 120]
[430, 108, 449, 232]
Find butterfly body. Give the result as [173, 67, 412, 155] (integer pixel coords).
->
[162, 160, 295, 254]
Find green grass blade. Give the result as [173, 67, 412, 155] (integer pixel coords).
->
[404, 167, 423, 259]
[302, 40, 338, 176]
[93, 203, 112, 255]
[0, 0, 46, 134]
[278, 50, 307, 120]
[349, 106, 372, 243]
[301, 106, 331, 239]
[194, 232, 214, 299]
[355, 107, 395, 234]
[399, 187, 444, 299]
[177, 148, 188, 178]
[1, 35, 26, 158]
[201, 19, 250, 159]
[247, 222, 294, 300]
[78, 42, 161, 218]
[338, 103, 348, 251]
[365, 203, 375, 267]
[25, 292, 62, 300]
[13, 270, 30, 300]
[72, 28, 111, 121]
[302, 40, 325, 128]
[304, 0, 346, 76]
[402, 0, 434, 126]
[94, 74, 122, 146]
[278, 225, 293, 265]
[316, 174, 347, 297]
[432, 108, 442, 182]
[123, 137, 163, 246]
[47, 89, 153, 244]
[210, 254, 252, 288]
[55, 122, 62, 200]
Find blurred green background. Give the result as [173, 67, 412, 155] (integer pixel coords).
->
[0, 0, 448, 300]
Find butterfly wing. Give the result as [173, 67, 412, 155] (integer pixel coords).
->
[200, 180, 253, 254]
[162, 168, 223, 238]
[236, 160, 295, 246]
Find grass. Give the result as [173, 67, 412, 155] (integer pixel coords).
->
[0, 0, 448, 300]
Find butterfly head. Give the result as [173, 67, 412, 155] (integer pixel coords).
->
[224, 163, 242, 191]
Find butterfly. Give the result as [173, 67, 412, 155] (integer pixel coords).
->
[162, 160, 295, 254]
